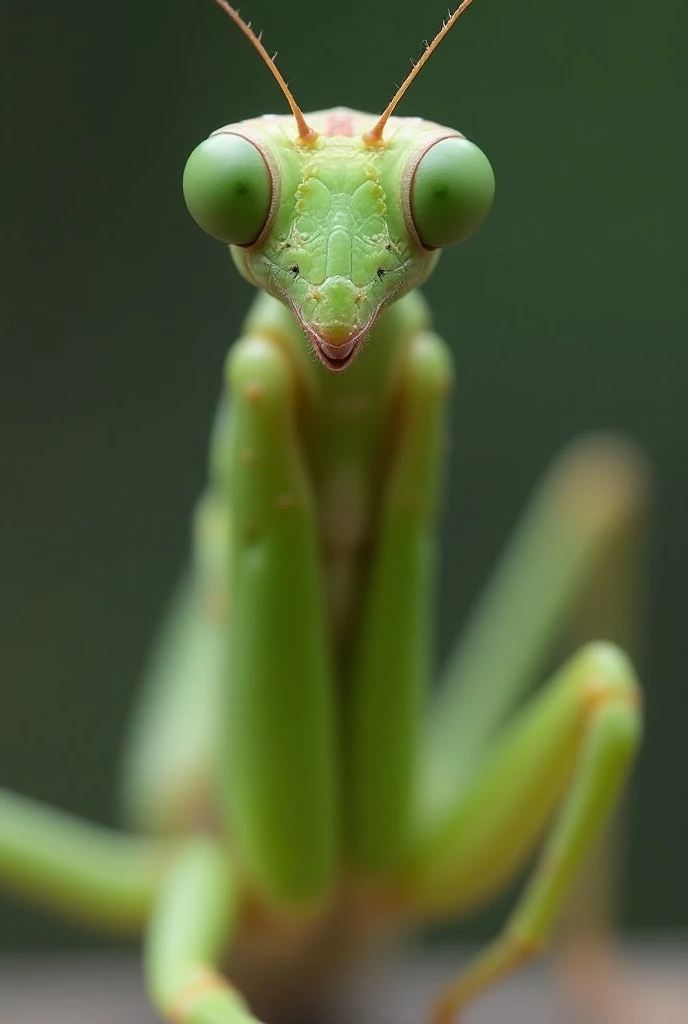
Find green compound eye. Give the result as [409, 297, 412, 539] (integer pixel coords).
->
[183, 133, 272, 246]
[410, 137, 495, 249]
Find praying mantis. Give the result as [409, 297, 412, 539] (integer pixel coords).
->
[0, 0, 653, 1021]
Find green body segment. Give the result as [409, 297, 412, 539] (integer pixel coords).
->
[418, 437, 648, 827]
[145, 837, 255, 1023]
[408, 643, 641, 914]
[0, 788, 165, 932]
[219, 328, 339, 904]
[347, 328, 452, 868]
[209, 286, 450, 899]
[424, 642, 642, 1023]
[119, 572, 224, 834]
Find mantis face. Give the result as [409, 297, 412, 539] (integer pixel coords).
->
[184, 109, 493, 369]
[183, 0, 494, 369]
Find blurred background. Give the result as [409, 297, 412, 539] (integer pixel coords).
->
[0, 0, 685, 956]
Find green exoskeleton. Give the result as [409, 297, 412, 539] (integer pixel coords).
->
[0, 2, 648, 1022]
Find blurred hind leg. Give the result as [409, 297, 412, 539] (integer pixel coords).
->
[118, 557, 224, 835]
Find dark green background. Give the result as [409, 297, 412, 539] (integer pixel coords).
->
[0, 0, 685, 951]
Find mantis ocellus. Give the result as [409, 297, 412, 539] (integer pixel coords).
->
[0, 2, 649, 1022]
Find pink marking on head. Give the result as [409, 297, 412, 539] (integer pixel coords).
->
[324, 112, 356, 137]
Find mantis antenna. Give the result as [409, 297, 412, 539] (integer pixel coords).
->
[211, 0, 318, 143]
[363, 0, 478, 145]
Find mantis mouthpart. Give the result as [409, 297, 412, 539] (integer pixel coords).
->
[1, 3, 648, 1023]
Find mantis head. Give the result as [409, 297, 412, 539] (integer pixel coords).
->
[183, 1, 494, 370]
